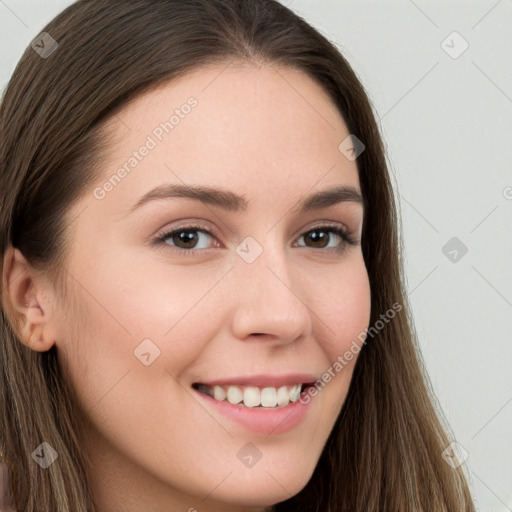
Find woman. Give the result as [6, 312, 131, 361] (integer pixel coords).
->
[0, 0, 476, 510]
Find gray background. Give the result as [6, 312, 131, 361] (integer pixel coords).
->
[1, 1, 511, 510]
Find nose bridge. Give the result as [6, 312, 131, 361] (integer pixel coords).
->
[230, 233, 313, 342]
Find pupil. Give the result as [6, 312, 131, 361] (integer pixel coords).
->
[176, 230, 197, 248]
[306, 230, 327, 248]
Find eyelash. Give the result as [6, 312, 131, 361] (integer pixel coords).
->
[151, 222, 358, 257]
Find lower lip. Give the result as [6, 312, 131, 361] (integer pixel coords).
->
[192, 387, 314, 436]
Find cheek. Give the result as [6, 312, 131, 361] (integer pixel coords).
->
[313, 256, 372, 358]
[295, 256, 370, 410]
[55, 254, 223, 409]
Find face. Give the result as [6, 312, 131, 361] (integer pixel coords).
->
[52, 63, 371, 511]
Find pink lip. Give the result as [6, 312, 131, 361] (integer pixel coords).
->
[194, 373, 319, 388]
[192, 385, 316, 436]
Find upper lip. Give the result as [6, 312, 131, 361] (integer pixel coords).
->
[193, 373, 319, 388]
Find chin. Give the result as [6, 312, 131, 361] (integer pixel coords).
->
[208, 467, 312, 507]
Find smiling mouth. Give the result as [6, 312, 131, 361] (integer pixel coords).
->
[192, 382, 313, 409]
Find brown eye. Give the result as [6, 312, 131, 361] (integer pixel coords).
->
[154, 224, 217, 256]
[303, 229, 331, 248]
[168, 229, 202, 249]
[297, 226, 357, 252]
[152, 223, 357, 257]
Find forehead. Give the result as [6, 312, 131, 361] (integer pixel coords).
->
[85, 62, 362, 218]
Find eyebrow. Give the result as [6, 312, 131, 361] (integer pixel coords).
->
[126, 183, 363, 216]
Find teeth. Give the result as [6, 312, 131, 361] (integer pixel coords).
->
[201, 383, 304, 408]
[243, 387, 260, 407]
[289, 384, 301, 402]
[227, 386, 243, 405]
[261, 387, 277, 407]
[276, 386, 290, 406]
[213, 385, 227, 401]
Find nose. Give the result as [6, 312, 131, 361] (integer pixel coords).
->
[229, 240, 313, 344]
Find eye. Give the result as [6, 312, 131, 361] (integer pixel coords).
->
[153, 223, 217, 256]
[151, 222, 358, 256]
[295, 224, 358, 253]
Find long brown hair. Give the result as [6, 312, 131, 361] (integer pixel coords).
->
[0, 1, 475, 510]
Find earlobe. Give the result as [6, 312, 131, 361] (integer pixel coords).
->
[2, 246, 56, 352]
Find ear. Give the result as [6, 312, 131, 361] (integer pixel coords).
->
[2, 246, 57, 352]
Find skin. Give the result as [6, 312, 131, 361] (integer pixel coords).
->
[4, 62, 371, 511]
